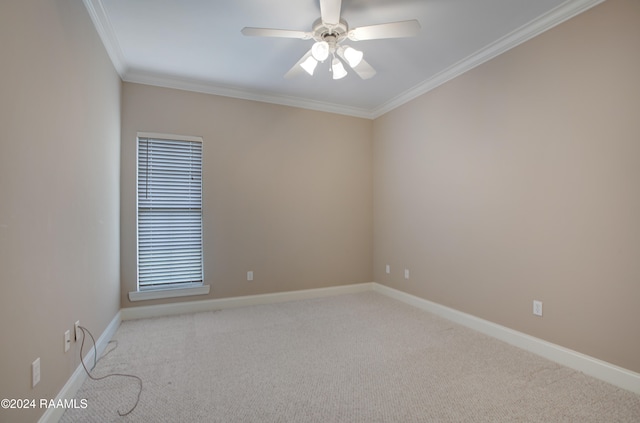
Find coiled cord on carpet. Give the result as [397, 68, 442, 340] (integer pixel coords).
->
[78, 326, 143, 416]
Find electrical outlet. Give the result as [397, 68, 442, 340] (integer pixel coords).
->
[533, 300, 543, 317]
[247, 271, 253, 281]
[74, 321, 80, 341]
[32, 358, 40, 388]
[64, 330, 71, 352]
[385, 264, 390, 274]
[404, 269, 410, 280]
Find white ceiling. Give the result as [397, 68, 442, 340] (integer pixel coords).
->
[83, 0, 602, 118]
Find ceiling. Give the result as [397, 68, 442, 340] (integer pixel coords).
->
[83, 0, 601, 119]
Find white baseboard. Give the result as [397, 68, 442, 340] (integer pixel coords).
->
[43, 281, 638, 423]
[44, 284, 370, 422]
[38, 311, 122, 423]
[121, 282, 375, 321]
[372, 283, 640, 394]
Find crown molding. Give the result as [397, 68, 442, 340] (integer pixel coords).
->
[82, 0, 127, 76]
[371, 0, 606, 118]
[123, 71, 374, 119]
[84, 0, 605, 120]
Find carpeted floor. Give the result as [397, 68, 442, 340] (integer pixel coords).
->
[60, 292, 640, 422]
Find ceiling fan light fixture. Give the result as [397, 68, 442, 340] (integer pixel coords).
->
[332, 57, 347, 80]
[311, 41, 330, 62]
[241, 2, 421, 81]
[343, 46, 363, 67]
[300, 56, 318, 75]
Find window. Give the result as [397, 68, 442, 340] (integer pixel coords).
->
[136, 133, 204, 294]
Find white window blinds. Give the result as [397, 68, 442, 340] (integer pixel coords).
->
[137, 136, 203, 290]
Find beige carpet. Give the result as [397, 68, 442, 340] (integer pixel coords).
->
[60, 292, 640, 422]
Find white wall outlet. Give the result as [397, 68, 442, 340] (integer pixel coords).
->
[533, 300, 543, 317]
[247, 271, 253, 281]
[404, 269, 410, 280]
[385, 264, 390, 274]
[64, 330, 71, 352]
[74, 321, 80, 341]
[32, 357, 40, 388]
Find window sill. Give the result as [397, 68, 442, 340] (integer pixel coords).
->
[129, 285, 210, 302]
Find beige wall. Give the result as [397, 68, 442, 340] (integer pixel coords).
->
[0, 1, 121, 422]
[373, 0, 640, 373]
[1, 2, 637, 419]
[121, 83, 373, 307]
[0, 0, 121, 422]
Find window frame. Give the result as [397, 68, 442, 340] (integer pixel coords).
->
[129, 132, 209, 302]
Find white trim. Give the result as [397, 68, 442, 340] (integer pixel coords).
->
[81, 0, 127, 76]
[44, 281, 639, 423]
[87, 0, 604, 119]
[137, 132, 203, 143]
[372, 283, 640, 395]
[38, 312, 122, 423]
[128, 285, 210, 302]
[121, 283, 374, 321]
[123, 73, 374, 120]
[370, 0, 606, 118]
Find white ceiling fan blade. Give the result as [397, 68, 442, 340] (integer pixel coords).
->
[348, 20, 421, 41]
[350, 58, 376, 80]
[337, 46, 376, 80]
[241, 27, 312, 40]
[319, 0, 342, 26]
[284, 49, 313, 79]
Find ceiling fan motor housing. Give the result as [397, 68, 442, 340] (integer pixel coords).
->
[241, 2, 421, 81]
[312, 18, 348, 46]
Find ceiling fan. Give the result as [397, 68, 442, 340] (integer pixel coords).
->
[241, 0, 420, 80]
